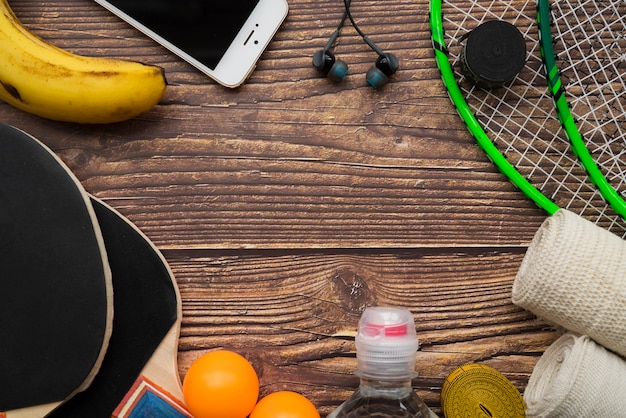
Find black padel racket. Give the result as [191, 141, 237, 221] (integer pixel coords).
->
[537, 0, 626, 220]
[429, 0, 626, 238]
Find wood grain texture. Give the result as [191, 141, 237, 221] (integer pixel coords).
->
[170, 248, 557, 415]
[0, 0, 558, 415]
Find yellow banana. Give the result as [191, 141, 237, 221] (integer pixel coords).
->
[0, 0, 167, 124]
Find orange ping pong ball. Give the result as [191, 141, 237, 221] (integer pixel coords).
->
[250, 391, 320, 418]
[183, 349, 259, 418]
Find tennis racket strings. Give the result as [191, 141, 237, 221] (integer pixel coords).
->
[431, 0, 626, 238]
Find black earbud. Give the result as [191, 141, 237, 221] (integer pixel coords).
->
[312, 22, 349, 82]
[343, 0, 398, 88]
[365, 52, 400, 89]
[313, 0, 399, 88]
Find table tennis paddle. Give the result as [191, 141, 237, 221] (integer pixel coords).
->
[0, 123, 113, 416]
[46, 196, 191, 417]
[1, 122, 191, 417]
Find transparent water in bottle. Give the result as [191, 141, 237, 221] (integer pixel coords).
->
[328, 376, 432, 418]
[327, 307, 436, 418]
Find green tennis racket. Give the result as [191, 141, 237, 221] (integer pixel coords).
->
[537, 0, 626, 222]
[429, 0, 626, 238]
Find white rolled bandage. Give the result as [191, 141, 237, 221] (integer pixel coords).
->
[512, 209, 626, 358]
[524, 333, 626, 417]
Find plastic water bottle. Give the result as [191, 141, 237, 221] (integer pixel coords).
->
[327, 307, 436, 418]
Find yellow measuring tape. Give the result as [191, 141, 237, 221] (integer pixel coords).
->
[441, 363, 526, 418]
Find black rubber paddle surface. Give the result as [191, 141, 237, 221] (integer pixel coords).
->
[47, 198, 179, 417]
[0, 123, 112, 411]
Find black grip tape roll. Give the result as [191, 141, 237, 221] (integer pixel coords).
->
[460, 20, 527, 89]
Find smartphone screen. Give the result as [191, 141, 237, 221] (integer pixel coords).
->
[95, 0, 288, 86]
[101, 0, 258, 70]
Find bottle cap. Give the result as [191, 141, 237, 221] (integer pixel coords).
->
[355, 307, 419, 378]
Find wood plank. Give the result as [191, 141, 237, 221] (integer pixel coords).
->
[170, 248, 558, 415]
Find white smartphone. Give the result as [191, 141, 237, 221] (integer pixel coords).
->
[94, 0, 289, 87]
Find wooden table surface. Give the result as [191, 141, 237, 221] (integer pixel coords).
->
[2, 0, 558, 415]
